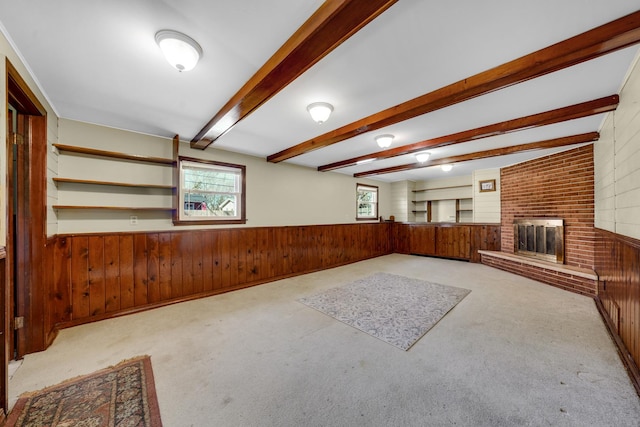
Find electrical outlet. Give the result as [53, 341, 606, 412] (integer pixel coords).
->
[130, 215, 138, 225]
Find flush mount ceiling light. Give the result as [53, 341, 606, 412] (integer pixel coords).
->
[375, 134, 394, 148]
[441, 164, 453, 172]
[155, 30, 203, 72]
[415, 151, 431, 163]
[307, 102, 333, 124]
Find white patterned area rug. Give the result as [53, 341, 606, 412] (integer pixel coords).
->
[298, 272, 471, 351]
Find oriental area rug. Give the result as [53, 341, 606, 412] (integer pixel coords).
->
[298, 272, 471, 350]
[5, 355, 162, 427]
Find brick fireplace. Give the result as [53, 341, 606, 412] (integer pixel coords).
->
[481, 145, 597, 296]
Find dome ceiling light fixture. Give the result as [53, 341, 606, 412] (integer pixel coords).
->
[155, 30, 203, 72]
[375, 134, 394, 148]
[441, 164, 453, 172]
[307, 102, 333, 124]
[415, 151, 431, 163]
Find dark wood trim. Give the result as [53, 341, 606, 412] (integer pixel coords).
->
[0, 254, 5, 415]
[268, 10, 640, 163]
[53, 206, 174, 211]
[53, 144, 175, 165]
[413, 185, 471, 192]
[190, 0, 398, 147]
[3, 108, 13, 416]
[53, 177, 174, 189]
[595, 296, 640, 397]
[353, 132, 600, 177]
[6, 60, 45, 115]
[172, 135, 180, 223]
[319, 95, 614, 172]
[6, 59, 49, 370]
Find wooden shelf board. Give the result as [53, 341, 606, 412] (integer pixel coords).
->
[53, 177, 174, 189]
[54, 144, 175, 166]
[414, 197, 463, 202]
[413, 185, 472, 192]
[53, 206, 173, 211]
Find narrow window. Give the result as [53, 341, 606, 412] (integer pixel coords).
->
[356, 183, 378, 220]
[177, 157, 246, 224]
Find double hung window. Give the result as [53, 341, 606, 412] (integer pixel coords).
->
[356, 184, 378, 220]
[178, 157, 246, 224]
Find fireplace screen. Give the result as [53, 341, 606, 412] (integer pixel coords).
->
[513, 218, 564, 263]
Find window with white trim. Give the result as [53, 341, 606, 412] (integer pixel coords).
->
[178, 157, 246, 224]
[356, 183, 378, 220]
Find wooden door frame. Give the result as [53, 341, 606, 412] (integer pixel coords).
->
[3, 59, 48, 414]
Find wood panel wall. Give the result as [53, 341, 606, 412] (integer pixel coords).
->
[595, 228, 640, 394]
[391, 223, 500, 262]
[46, 223, 392, 330]
[0, 248, 6, 418]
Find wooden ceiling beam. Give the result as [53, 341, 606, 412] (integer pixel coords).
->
[190, 0, 398, 148]
[318, 95, 618, 172]
[268, 10, 640, 163]
[353, 132, 600, 178]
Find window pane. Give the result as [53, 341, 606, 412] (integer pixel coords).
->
[183, 167, 239, 193]
[184, 193, 238, 217]
[358, 202, 375, 216]
[356, 184, 378, 219]
[179, 158, 245, 223]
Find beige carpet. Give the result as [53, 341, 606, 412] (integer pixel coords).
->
[8, 255, 640, 426]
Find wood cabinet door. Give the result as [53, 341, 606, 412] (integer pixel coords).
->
[436, 226, 471, 259]
[409, 226, 436, 255]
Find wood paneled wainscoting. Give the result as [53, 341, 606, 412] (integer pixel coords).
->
[595, 229, 640, 395]
[44, 223, 392, 343]
[392, 223, 501, 262]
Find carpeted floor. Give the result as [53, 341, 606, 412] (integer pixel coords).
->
[298, 272, 470, 350]
[7, 255, 640, 426]
[5, 356, 162, 427]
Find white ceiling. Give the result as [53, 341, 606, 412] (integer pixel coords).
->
[1, 0, 638, 183]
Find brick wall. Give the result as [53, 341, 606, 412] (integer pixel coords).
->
[490, 144, 597, 295]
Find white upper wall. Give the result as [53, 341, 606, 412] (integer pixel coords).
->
[56, 119, 390, 234]
[595, 53, 640, 240]
[472, 168, 501, 223]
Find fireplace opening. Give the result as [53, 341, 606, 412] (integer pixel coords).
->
[513, 218, 564, 264]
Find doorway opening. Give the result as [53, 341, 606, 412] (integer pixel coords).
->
[2, 59, 48, 416]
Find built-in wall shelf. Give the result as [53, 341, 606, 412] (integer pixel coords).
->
[53, 205, 173, 211]
[413, 198, 460, 203]
[413, 184, 473, 224]
[53, 144, 175, 166]
[53, 177, 174, 190]
[413, 184, 472, 193]
[53, 144, 176, 214]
